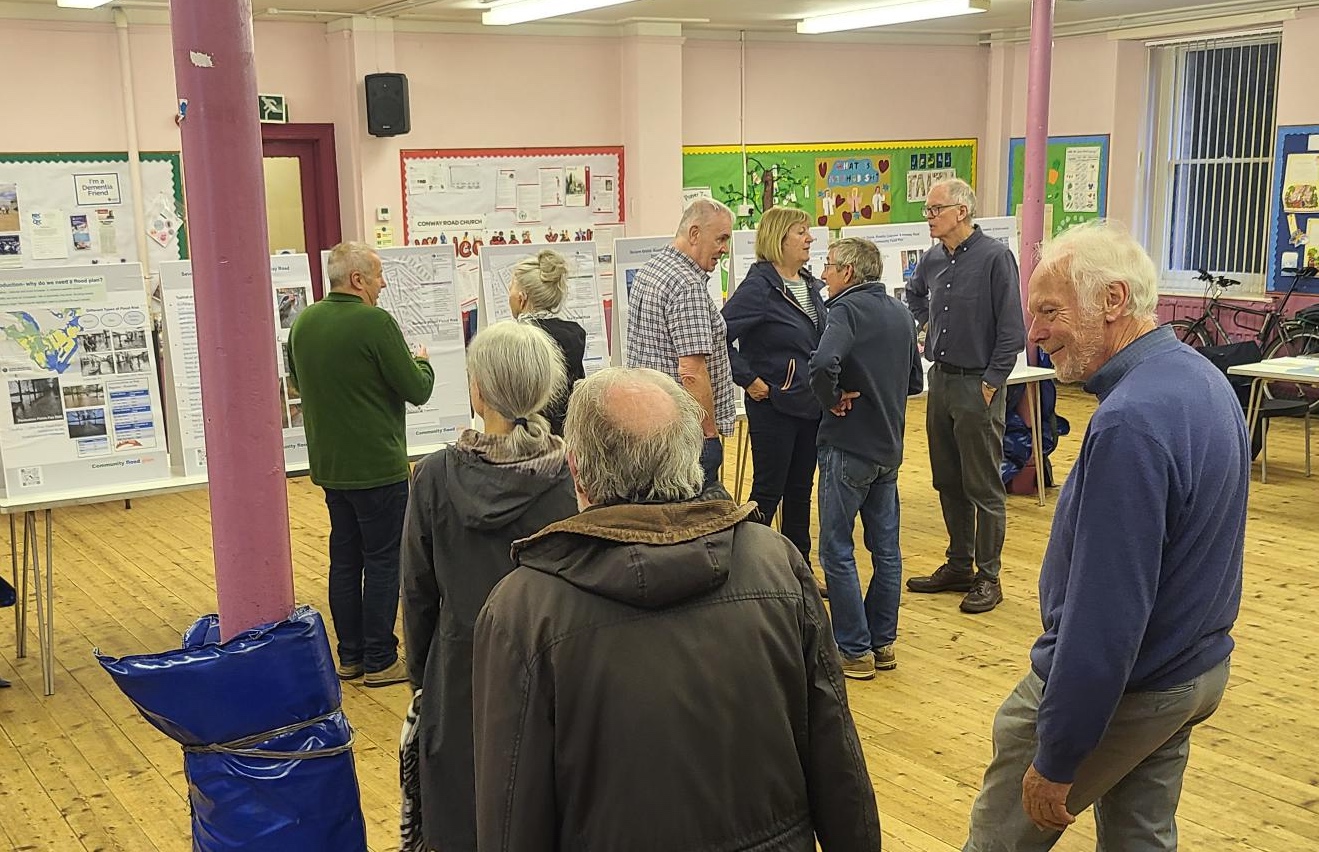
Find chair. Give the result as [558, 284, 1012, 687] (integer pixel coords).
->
[1199, 341, 1311, 483]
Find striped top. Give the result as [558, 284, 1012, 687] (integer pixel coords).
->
[783, 277, 819, 325]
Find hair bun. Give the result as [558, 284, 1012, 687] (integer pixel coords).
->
[538, 249, 568, 283]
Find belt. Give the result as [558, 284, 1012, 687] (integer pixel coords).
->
[933, 362, 984, 376]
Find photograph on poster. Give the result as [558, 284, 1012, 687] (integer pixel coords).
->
[565, 166, 587, 207]
[901, 249, 925, 281]
[9, 378, 63, 424]
[0, 234, 19, 263]
[80, 353, 116, 376]
[0, 183, 18, 231]
[113, 349, 149, 374]
[276, 287, 307, 329]
[62, 383, 105, 408]
[289, 401, 303, 427]
[66, 407, 107, 439]
[82, 330, 112, 352]
[278, 379, 290, 429]
[285, 372, 300, 400]
[70, 214, 91, 252]
[112, 328, 147, 349]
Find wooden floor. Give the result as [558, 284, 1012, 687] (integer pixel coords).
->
[1, 386, 1316, 851]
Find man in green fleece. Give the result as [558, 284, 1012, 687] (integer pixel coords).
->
[289, 241, 434, 687]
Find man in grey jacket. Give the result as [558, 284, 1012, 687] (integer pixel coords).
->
[473, 366, 881, 852]
[810, 238, 923, 680]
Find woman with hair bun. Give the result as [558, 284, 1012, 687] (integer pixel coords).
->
[508, 248, 587, 435]
[400, 320, 577, 852]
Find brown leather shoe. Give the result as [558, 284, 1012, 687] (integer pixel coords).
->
[906, 564, 975, 593]
[363, 657, 409, 688]
[960, 576, 1004, 614]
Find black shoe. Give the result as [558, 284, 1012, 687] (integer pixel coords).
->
[960, 575, 1003, 613]
[906, 564, 975, 594]
[0, 676, 10, 688]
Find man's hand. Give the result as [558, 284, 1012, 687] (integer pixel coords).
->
[829, 390, 860, 418]
[746, 378, 770, 401]
[413, 343, 430, 360]
[1021, 764, 1075, 833]
[981, 382, 996, 406]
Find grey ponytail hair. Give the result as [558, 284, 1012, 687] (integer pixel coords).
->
[467, 321, 566, 455]
[511, 249, 570, 312]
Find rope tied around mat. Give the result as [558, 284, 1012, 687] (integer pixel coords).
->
[181, 707, 354, 760]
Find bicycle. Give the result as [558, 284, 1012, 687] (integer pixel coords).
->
[1163, 267, 1319, 410]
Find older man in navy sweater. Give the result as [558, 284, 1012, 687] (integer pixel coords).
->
[963, 222, 1248, 851]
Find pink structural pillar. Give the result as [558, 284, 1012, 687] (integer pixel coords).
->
[1019, 0, 1055, 364]
[170, 0, 295, 639]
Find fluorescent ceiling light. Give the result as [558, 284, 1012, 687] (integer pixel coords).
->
[482, 0, 640, 26]
[797, 0, 990, 34]
[57, 0, 114, 7]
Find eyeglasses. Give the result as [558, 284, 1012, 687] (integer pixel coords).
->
[922, 203, 962, 218]
[821, 261, 850, 271]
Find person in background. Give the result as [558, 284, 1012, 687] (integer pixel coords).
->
[473, 366, 881, 852]
[904, 178, 1025, 614]
[962, 222, 1247, 850]
[626, 199, 737, 489]
[288, 241, 434, 687]
[722, 206, 826, 575]
[509, 248, 586, 435]
[809, 237, 923, 680]
[400, 321, 577, 852]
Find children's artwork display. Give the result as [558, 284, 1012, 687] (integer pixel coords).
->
[1006, 135, 1109, 238]
[610, 236, 671, 365]
[159, 255, 314, 474]
[0, 262, 169, 495]
[682, 140, 977, 231]
[478, 242, 609, 375]
[400, 147, 625, 318]
[0, 153, 186, 273]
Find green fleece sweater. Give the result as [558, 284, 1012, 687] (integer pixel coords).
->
[288, 292, 435, 489]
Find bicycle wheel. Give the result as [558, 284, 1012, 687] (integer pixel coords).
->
[1263, 329, 1319, 412]
[1165, 319, 1211, 348]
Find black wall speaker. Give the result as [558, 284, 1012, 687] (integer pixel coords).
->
[365, 73, 410, 137]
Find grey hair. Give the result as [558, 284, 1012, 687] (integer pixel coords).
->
[467, 321, 566, 456]
[511, 249, 570, 312]
[675, 197, 734, 238]
[828, 237, 884, 282]
[932, 178, 977, 221]
[325, 241, 378, 291]
[1035, 220, 1159, 321]
[564, 367, 704, 505]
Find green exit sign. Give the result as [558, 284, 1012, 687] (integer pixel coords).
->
[259, 94, 288, 124]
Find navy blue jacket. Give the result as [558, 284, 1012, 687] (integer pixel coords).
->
[722, 261, 826, 420]
[809, 281, 923, 468]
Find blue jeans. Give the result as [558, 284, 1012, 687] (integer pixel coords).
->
[324, 480, 409, 672]
[817, 445, 902, 658]
[700, 436, 724, 491]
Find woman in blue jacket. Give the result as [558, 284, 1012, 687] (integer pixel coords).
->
[722, 206, 826, 567]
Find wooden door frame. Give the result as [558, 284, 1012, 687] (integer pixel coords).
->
[261, 123, 341, 299]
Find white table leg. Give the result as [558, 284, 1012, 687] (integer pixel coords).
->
[1031, 381, 1046, 507]
[42, 509, 53, 696]
[18, 512, 29, 659]
[1245, 379, 1264, 482]
[9, 514, 18, 655]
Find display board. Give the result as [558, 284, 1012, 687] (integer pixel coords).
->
[0, 152, 186, 273]
[159, 255, 315, 474]
[1267, 124, 1319, 294]
[0, 262, 169, 495]
[400, 146, 626, 318]
[681, 139, 977, 231]
[839, 221, 933, 299]
[728, 227, 830, 295]
[611, 236, 671, 366]
[1006, 135, 1109, 237]
[477, 242, 610, 375]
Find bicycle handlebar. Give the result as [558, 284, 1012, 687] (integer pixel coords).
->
[1195, 268, 1240, 288]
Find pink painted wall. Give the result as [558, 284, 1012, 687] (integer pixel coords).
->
[1277, 9, 1319, 126]
[682, 39, 988, 146]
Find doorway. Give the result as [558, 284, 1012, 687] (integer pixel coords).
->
[261, 123, 341, 299]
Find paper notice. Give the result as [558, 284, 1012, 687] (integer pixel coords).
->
[27, 210, 68, 260]
[496, 169, 517, 209]
[1062, 146, 1101, 213]
[539, 168, 565, 207]
[516, 184, 542, 224]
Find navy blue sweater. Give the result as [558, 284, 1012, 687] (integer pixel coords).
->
[808, 282, 923, 468]
[722, 261, 826, 420]
[1030, 328, 1248, 783]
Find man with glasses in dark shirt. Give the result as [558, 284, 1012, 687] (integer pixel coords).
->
[904, 178, 1025, 614]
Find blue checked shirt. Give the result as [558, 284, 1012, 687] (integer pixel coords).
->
[626, 245, 736, 436]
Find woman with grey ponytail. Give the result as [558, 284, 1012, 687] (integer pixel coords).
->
[399, 320, 576, 852]
[509, 248, 586, 435]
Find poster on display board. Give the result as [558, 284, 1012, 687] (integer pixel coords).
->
[324, 245, 471, 453]
[681, 140, 977, 231]
[159, 255, 314, 474]
[478, 242, 610, 376]
[1268, 125, 1319, 294]
[401, 146, 625, 320]
[611, 236, 671, 365]
[838, 221, 933, 302]
[1006, 134, 1109, 238]
[0, 153, 186, 273]
[728, 227, 830, 297]
[0, 262, 169, 496]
